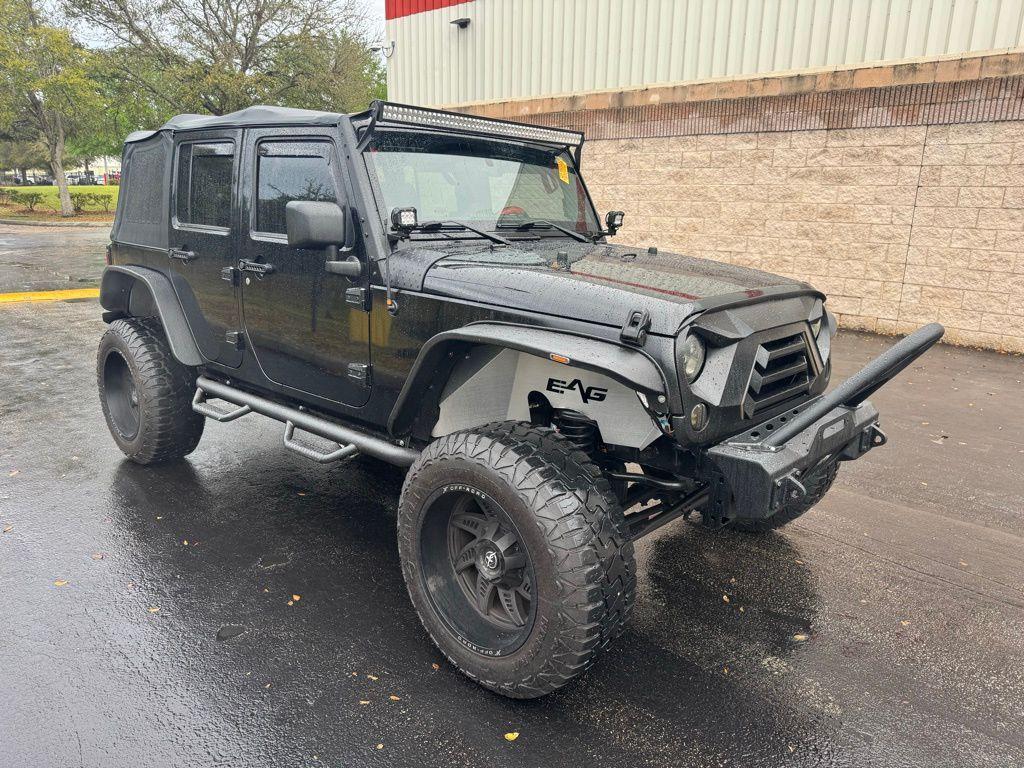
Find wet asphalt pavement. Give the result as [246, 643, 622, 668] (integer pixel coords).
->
[1, 225, 1023, 767]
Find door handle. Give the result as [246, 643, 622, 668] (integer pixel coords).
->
[168, 248, 197, 262]
[237, 259, 275, 278]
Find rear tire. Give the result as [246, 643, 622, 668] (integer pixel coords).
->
[97, 318, 204, 465]
[729, 460, 839, 533]
[398, 422, 635, 698]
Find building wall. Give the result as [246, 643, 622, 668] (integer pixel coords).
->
[459, 53, 1024, 353]
[387, 0, 1024, 106]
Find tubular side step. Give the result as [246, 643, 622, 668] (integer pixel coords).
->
[193, 376, 420, 467]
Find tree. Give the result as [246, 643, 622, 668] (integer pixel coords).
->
[0, 0, 102, 215]
[66, 0, 384, 117]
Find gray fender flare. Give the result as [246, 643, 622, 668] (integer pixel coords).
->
[99, 265, 203, 367]
[388, 321, 670, 436]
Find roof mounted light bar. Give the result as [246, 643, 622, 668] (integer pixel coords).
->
[358, 100, 584, 155]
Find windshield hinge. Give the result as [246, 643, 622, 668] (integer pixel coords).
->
[621, 309, 651, 346]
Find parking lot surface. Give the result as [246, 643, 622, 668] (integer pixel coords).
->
[1, 226, 1023, 767]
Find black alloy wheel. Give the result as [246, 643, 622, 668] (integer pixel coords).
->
[420, 486, 536, 656]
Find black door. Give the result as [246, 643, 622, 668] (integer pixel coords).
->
[169, 131, 242, 367]
[239, 128, 371, 406]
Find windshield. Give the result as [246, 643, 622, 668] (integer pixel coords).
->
[364, 131, 600, 236]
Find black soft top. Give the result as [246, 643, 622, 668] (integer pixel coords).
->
[124, 105, 346, 143]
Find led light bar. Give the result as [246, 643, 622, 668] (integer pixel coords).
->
[372, 101, 583, 149]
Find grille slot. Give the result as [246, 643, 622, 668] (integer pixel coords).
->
[743, 332, 812, 418]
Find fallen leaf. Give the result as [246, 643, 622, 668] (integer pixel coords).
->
[292, 594, 301, 602]
[8, 470, 19, 477]
[367, 674, 378, 681]
[148, 606, 160, 613]
[722, 594, 730, 603]
[504, 732, 519, 742]
[959, 560, 968, 567]
[376, 744, 383, 750]
[739, 606, 745, 613]
[2, 525, 12, 533]
[900, 620, 911, 627]
[91, 553, 104, 560]
[793, 633, 808, 641]
[431, 663, 440, 670]
[794, 559, 804, 564]
[359, 700, 370, 705]
[297, 492, 307, 497]
[722, 666, 729, 674]
[183, 539, 189, 546]
[287, 600, 294, 606]
[53, 579, 68, 587]
[264, 683, 272, 689]
[389, 695, 400, 701]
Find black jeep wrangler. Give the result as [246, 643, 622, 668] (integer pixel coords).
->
[97, 101, 943, 698]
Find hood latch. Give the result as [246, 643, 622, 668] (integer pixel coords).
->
[620, 309, 651, 346]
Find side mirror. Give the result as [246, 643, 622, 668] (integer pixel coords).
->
[285, 200, 347, 249]
[605, 210, 625, 236]
[285, 200, 362, 279]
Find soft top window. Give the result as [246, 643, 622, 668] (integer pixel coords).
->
[175, 141, 234, 229]
[255, 141, 338, 235]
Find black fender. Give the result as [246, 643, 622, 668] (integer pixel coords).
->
[99, 265, 203, 367]
[388, 321, 670, 436]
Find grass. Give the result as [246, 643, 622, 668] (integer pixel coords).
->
[0, 184, 119, 222]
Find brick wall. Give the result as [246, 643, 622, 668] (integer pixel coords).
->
[457, 53, 1024, 353]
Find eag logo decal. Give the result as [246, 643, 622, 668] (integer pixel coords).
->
[546, 377, 608, 404]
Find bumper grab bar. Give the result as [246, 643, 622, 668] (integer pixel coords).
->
[762, 322, 944, 448]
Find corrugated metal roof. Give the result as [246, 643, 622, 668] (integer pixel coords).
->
[386, 0, 1024, 106]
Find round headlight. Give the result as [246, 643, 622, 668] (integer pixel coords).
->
[680, 334, 706, 383]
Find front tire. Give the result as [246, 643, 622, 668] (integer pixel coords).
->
[97, 318, 204, 465]
[398, 422, 636, 698]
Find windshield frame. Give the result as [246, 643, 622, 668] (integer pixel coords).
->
[360, 127, 602, 243]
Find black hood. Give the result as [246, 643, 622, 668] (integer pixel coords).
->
[389, 239, 812, 335]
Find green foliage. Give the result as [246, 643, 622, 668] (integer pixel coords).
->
[9, 189, 44, 210]
[64, 0, 385, 117]
[1, 184, 118, 214]
[68, 189, 116, 212]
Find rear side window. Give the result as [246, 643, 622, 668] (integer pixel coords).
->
[255, 141, 338, 235]
[175, 142, 234, 229]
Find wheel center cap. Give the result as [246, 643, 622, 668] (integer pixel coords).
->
[477, 544, 503, 579]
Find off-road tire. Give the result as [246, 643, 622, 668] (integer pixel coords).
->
[730, 460, 839, 533]
[97, 318, 204, 464]
[398, 421, 636, 699]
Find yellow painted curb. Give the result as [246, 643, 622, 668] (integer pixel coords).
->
[0, 288, 100, 304]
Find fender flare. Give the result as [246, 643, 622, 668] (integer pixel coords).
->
[388, 321, 670, 436]
[99, 265, 203, 367]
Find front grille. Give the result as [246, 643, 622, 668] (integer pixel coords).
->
[743, 332, 812, 419]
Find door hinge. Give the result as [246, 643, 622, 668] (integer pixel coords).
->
[347, 362, 371, 387]
[221, 266, 239, 285]
[345, 286, 367, 307]
[225, 330, 245, 350]
[621, 308, 651, 346]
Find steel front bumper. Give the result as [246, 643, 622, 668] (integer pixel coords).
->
[702, 322, 944, 522]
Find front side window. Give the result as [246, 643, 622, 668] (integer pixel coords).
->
[364, 131, 600, 235]
[175, 142, 234, 229]
[255, 141, 338, 235]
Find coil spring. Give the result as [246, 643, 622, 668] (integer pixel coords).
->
[553, 409, 598, 455]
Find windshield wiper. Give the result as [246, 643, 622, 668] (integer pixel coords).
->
[413, 220, 511, 246]
[497, 219, 592, 242]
